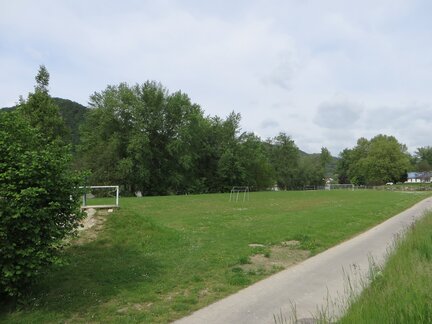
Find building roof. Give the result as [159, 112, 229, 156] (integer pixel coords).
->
[407, 171, 432, 179]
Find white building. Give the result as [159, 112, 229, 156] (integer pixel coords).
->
[406, 171, 432, 183]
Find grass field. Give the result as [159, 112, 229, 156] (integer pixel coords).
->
[339, 210, 432, 323]
[0, 190, 430, 323]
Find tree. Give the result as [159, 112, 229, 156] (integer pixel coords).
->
[35, 65, 49, 91]
[191, 113, 243, 193]
[238, 133, 274, 190]
[336, 148, 354, 184]
[319, 147, 332, 168]
[362, 135, 411, 185]
[217, 147, 246, 191]
[319, 147, 334, 178]
[337, 135, 411, 185]
[52, 97, 88, 148]
[0, 111, 83, 297]
[78, 81, 209, 195]
[18, 65, 68, 143]
[0, 96, 88, 154]
[416, 160, 431, 172]
[212, 112, 245, 191]
[298, 154, 326, 186]
[268, 133, 300, 189]
[78, 83, 278, 194]
[415, 146, 432, 171]
[338, 138, 370, 185]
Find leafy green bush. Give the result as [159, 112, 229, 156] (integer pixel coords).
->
[0, 112, 84, 297]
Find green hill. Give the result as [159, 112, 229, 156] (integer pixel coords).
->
[52, 97, 88, 146]
[1, 97, 88, 146]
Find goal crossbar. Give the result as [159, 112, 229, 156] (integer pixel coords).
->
[229, 186, 250, 202]
[79, 185, 120, 209]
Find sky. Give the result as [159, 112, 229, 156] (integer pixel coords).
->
[1, 0, 432, 155]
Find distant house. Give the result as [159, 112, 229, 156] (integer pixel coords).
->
[406, 171, 432, 183]
[325, 177, 334, 184]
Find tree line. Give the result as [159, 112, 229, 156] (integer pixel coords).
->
[74, 81, 335, 195]
[75, 81, 432, 191]
[2, 66, 432, 196]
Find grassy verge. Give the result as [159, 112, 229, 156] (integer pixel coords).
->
[0, 190, 430, 323]
[377, 182, 432, 190]
[339, 210, 432, 323]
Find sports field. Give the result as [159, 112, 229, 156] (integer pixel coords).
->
[1, 190, 430, 323]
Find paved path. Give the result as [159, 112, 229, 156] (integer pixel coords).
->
[174, 197, 432, 324]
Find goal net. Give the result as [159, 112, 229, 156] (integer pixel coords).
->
[229, 186, 250, 202]
[79, 185, 120, 208]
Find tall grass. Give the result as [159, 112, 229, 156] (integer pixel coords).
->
[339, 211, 432, 323]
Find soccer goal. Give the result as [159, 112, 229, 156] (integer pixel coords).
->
[229, 186, 250, 202]
[327, 184, 355, 191]
[79, 185, 120, 209]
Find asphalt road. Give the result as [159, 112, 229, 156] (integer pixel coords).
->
[174, 196, 432, 324]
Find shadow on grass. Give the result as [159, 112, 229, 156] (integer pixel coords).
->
[0, 240, 161, 317]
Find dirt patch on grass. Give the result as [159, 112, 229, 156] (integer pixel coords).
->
[75, 209, 110, 244]
[248, 243, 265, 248]
[241, 241, 310, 274]
[117, 302, 154, 314]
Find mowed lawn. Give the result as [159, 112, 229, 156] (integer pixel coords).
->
[0, 190, 430, 323]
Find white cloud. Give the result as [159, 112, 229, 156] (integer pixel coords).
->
[1, 0, 432, 154]
[261, 49, 299, 90]
[260, 119, 280, 129]
[314, 99, 363, 129]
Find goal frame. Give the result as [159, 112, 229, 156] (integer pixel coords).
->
[229, 186, 250, 202]
[79, 185, 120, 209]
[326, 183, 355, 191]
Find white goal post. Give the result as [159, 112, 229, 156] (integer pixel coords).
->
[229, 186, 250, 202]
[79, 185, 120, 209]
[326, 183, 355, 191]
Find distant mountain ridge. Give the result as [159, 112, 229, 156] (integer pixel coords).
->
[1, 97, 88, 146]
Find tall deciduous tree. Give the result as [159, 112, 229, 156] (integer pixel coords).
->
[79, 82, 210, 195]
[336, 148, 354, 184]
[362, 135, 410, 185]
[337, 135, 411, 185]
[238, 133, 274, 190]
[268, 133, 300, 189]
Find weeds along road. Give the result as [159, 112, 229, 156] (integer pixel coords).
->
[174, 197, 432, 324]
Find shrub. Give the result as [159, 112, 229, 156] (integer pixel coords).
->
[0, 112, 84, 297]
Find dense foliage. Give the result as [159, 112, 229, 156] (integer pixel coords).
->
[413, 146, 432, 171]
[0, 67, 83, 297]
[52, 97, 88, 147]
[3, 71, 426, 194]
[78, 79, 429, 190]
[336, 135, 411, 185]
[77, 82, 332, 194]
[0, 95, 87, 149]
